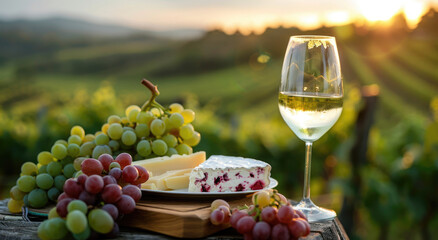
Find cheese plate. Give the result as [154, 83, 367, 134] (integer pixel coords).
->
[141, 177, 278, 198]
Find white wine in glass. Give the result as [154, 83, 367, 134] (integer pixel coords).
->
[278, 36, 343, 222]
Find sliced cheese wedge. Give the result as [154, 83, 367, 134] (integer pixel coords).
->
[164, 173, 191, 190]
[141, 183, 157, 190]
[134, 151, 206, 176]
[146, 168, 192, 190]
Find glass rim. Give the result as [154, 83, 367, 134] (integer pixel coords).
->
[289, 35, 335, 40]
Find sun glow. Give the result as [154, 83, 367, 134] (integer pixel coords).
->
[357, 0, 403, 22]
[357, 0, 427, 27]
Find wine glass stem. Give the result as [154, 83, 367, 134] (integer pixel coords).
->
[303, 141, 313, 200]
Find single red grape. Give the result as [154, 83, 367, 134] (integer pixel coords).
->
[231, 210, 248, 229]
[85, 175, 104, 194]
[210, 209, 225, 225]
[81, 158, 103, 176]
[272, 224, 290, 240]
[133, 165, 149, 185]
[277, 205, 294, 223]
[103, 175, 117, 186]
[63, 179, 83, 199]
[98, 154, 113, 172]
[287, 218, 308, 238]
[122, 185, 142, 202]
[101, 184, 122, 204]
[56, 198, 73, 217]
[115, 153, 132, 169]
[102, 203, 119, 221]
[261, 206, 278, 224]
[236, 216, 256, 234]
[252, 221, 271, 240]
[109, 168, 122, 180]
[116, 195, 136, 214]
[77, 174, 88, 186]
[122, 165, 138, 184]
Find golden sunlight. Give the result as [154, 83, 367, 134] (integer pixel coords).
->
[357, 0, 403, 22]
[403, 0, 426, 28]
[325, 11, 352, 25]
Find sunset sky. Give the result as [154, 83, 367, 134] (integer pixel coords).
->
[1, 0, 437, 33]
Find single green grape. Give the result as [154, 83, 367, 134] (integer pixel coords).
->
[108, 115, 121, 124]
[169, 113, 185, 129]
[92, 145, 112, 159]
[45, 217, 68, 240]
[63, 163, 76, 178]
[135, 123, 150, 138]
[150, 119, 166, 137]
[176, 143, 193, 155]
[108, 140, 120, 151]
[83, 134, 95, 143]
[48, 207, 60, 219]
[74, 170, 83, 178]
[37, 220, 50, 240]
[109, 162, 121, 170]
[17, 175, 36, 193]
[68, 144, 81, 158]
[95, 133, 109, 145]
[136, 111, 154, 124]
[51, 144, 68, 160]
[54, 139, 68, 148]
[21, 162, 38, 176]
[108, 123, 123, 140]
[68, 135, 82, 145]
[162, 134, 178, 148]
[152, 139, 168, 156]
[181, 109, 195, 123]
[125, 105, 141, 118]
[166, 147, 178, 156]
[121, 131, 137, 146]
[128, 108, 140, 123]
[184, 131, 201, 147]
[54, 175, 67, 191]
[10, 185, 26, 201]
[67, 200, 88, 214]
[28, 188, 48, 208]
[36, 173, 54, 190]
[67, 210, 88, 234]
[180, 124, 195, 140]
[73, 157, 85, 171]
[169, 103, 184, 113]
[47, 187, 60, 202]
[88, 209, 114, 234]
[79, 142, 95, 156]
[137, 140, 152, 157]
[38, 151, 54, 165]
[47, 161, 62, 177]
[39, 165, 48, 174]
[71, 126, 85, 140]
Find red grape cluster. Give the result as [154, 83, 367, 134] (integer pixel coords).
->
[210, 190, 311, 240]
[38, 153, 149, 240]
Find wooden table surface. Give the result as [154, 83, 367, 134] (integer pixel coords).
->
[0, 199, 349, 240]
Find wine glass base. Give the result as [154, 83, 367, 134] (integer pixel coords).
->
[293, 198, 336, 223]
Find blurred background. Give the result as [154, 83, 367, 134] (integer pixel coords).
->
[0, 0, 438, 239]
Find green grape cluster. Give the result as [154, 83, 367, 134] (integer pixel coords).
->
[8, 140, 80, 212]
[74, 79, 201, 162]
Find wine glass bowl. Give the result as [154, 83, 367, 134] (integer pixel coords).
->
[278, 35, 343, 222]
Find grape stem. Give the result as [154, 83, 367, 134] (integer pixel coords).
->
[140, 79, 167, 114]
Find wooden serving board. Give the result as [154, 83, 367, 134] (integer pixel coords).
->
[120, 195, 253, 238]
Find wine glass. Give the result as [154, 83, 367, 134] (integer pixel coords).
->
[278, 35, 343, 222]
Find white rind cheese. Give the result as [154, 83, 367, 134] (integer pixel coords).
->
[188, 155, 271, 192]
